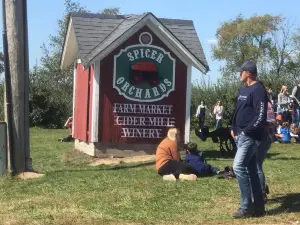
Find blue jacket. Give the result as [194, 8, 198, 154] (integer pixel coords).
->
[280, 128, 291, 142]
[232, 82, 268, 140]
[185, 152, 206, 174]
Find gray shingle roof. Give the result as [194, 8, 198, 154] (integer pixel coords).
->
[70, 12, 209, 70]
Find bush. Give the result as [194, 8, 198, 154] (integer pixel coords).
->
[29, 85, 72, 128]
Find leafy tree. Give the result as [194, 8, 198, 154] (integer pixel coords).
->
[213, 14, 281, 78]
[100, 7, 120, 15]
[212, 15, 300, 81]
[29, 0, 120, 128]
[191, 14, 300, 130]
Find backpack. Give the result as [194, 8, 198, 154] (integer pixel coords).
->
[218, 166, 236, 179]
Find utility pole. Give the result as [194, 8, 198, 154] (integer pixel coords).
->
[2, 0, 31, 174]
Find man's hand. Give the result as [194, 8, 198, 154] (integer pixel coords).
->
[230, 129, 237, 139]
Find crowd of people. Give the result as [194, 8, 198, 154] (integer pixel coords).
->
[194, 84, 300, 144]
[271, 84, 300, 143]
[155, 59, 300, 219]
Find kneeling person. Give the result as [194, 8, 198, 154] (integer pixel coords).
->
[156, 128, 197, 181]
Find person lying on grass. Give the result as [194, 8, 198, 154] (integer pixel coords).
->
[156, 127, 197, 181]
[275, 122, 291, 143]
[184, 142, 222, 177]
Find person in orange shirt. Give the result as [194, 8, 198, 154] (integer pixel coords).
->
[156, 127, 197, 181]
[58, 116, 73, 142]
[64, 116, 73, 136]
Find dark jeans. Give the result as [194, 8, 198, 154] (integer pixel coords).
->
[282, 111, 292, 123]
[158, 160, 196, 179]
[293, 105, 300, 127]
[198, 116, 205, 130]
[196, 163, 219, 176]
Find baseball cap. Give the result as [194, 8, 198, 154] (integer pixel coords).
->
[236, 60, 257, 74]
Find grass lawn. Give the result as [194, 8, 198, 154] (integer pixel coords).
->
[0, 128, 300, 225]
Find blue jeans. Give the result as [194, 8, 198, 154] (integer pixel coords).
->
[233, 133, 264, 211]
[256, 134, 272, 194]
[294, 105, 300, 127]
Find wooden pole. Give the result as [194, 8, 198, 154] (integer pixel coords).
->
[4, 0, 29, 173]
[22, 0, 32, 171]
[2, 0, 16, 174]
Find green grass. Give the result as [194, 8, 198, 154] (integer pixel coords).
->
[0, 128, 300, 225]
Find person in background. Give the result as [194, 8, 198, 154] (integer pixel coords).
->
[290, 123, 300, 143]
[291, 82, 300, 127]
[275, 117, 283, 136]
[58, 116, 73, 142]
[265, 87, 273, 101]
[213, 100, 224, 130]
[278, 86, 289, 106]
[272, 99, 278, 116]
[196, 100, 208, 132]
[156, 128, 197, 181]
[277, 85, 290, 117]
[256, 84, 276, 203]
[275, 122, 291, 143]
[231, 60, 267, 218]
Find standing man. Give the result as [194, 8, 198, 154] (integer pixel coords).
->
[291, 82, 300, 127]
[231, 60, 268, 218]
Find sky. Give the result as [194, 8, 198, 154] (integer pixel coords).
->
[0, 0, 300, 83]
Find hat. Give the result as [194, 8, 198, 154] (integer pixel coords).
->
[184, 142, 198, 152]
[236, 60, 257, 74]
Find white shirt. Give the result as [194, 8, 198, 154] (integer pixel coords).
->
[196, 105, 207, 117]
[277, 125, 282, 134]
[213, 105, 224, 120]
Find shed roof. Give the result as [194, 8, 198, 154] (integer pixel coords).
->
[61, 12, 209, 73]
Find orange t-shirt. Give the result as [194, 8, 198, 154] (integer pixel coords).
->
[155, 138, 180, 171]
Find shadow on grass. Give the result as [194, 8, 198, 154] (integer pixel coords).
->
[268, 193, 300, 215]
[200, 151, 282, 160]
[265, 153, 281, 159]
[201, 149, 235, 160]
[267, 157, 300, 161]
[48, 161, 155, 174]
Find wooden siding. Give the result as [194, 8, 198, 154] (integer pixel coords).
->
[73, 63, 91, 142]
[98, 26, 187, 144]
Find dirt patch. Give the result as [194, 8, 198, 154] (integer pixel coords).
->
[17, 172, 45, 180]
[89, 155, 156, 166]
[62, 150, 92, 165]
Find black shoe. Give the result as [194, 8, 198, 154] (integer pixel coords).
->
[265, 185, 270, 194]
[263, 193, 268, 204]
[253, 210, 266, 217]
[232, 208, 253, 219]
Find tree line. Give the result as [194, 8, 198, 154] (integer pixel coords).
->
[0, 0, 299, 129]
[191, 14, 300, 129]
